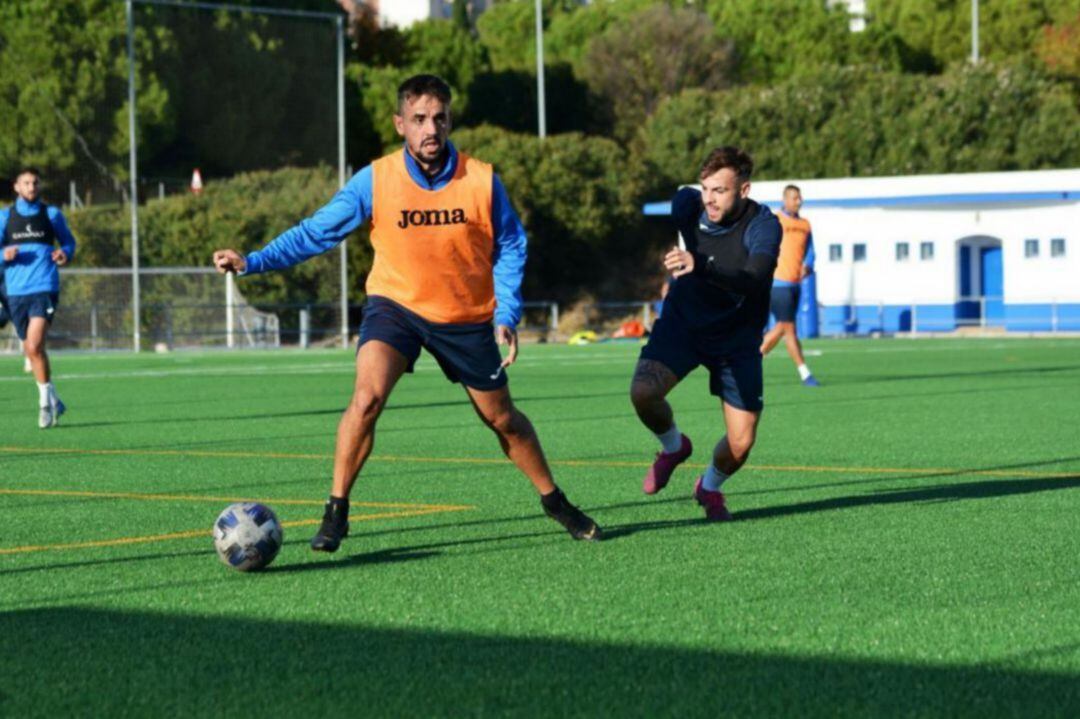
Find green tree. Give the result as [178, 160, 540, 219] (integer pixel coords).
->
[582, 4, 734, 141]
[704, 0, 897, 82]
[866, 0, 1078, 70]
[639, 62, 1080, 190]
[401, 18, 488, 113]
[475, 0, 578, 72]
[0, 0, 172, 184]
[544, 0, 657, 72]
[68, 166, 372, 304]
[1034, 11, 1080, 79]
[356, 19, 489, 154]
[355, 65, 411, 152]
[453, 125, 647, 298]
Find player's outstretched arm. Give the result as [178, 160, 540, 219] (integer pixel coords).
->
[242, 167, 374, 276]
[213, 249, 247, 274]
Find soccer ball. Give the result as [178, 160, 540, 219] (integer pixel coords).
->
[213, 502, 283, 572]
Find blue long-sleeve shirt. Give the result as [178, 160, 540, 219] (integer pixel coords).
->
[243, 142, 527, 328]
[1, 198, 77, 296]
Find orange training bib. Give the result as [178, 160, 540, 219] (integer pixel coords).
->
[367, 150, 496, 323]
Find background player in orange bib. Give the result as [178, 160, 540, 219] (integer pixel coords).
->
[213, 75, 600, 551]
[760, 184, 819, 386]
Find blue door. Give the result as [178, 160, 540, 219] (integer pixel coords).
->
[980, 246, 1004, 325]
[957, 246, 978, 322]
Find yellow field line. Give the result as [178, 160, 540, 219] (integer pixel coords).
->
[0, 506, 471, 556]
[0, 487, 473, 512]
[1, 445, 1076, 480]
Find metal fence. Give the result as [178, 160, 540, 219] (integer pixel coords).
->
[7, 286, 1078, 354]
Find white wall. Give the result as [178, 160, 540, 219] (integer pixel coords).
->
[751, 169, 1080, 307]
[377, 0, 444, 28]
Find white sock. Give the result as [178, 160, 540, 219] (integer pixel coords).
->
[797, 363, 812, 380]
[655, 426, 683, 454]
[701, 464, 729, 492]
[37, 382, 51, 408]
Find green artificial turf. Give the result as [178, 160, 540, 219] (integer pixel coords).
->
[2, 338, 1079, 717]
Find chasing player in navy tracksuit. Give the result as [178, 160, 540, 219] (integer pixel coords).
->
[630, 146, 781, 521]
[1, 167, 76, 428]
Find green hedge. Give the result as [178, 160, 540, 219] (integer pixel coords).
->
[67, 167, 372, 306]
[61, 59, 1080, 309]
[640, 63, 1080, 191]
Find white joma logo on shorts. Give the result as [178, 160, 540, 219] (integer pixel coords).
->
[489, 366, 504, 381]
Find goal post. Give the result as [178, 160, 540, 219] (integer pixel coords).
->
[125, 0, 348, 351]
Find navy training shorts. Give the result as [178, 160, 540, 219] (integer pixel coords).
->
[7, 291, 59, 341]
[770, 285, 800, 323]
[357, 295, 508, 391]
[639, 311, 764, 412]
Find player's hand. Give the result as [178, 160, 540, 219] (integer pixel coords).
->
[51, 248, 68, 266]
[495, 324, 519, 368]
[2, 245, 17, 262]
[664, 247, 695, 278]
[213, 249, 246, 274]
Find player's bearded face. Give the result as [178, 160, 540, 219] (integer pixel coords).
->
[14, 174, 40, 202]
[394, 94, 451, 166]
[700, 168, 750, 223]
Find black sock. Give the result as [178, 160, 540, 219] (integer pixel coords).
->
[540, 488, 566, 511]
[329, 495, 349, 513]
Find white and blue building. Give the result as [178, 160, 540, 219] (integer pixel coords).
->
[644, 168, 1080, 335]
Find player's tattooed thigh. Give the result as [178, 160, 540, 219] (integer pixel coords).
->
[631, 359, 677, 395]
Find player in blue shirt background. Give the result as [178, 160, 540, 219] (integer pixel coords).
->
[1, 167, 76, 428]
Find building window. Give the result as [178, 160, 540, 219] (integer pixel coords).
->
[1051, 238, 1066, 258]
[853, 243, 867, 262]
[829, 244, 842, 262]
[1024, 239, 1039, 258]
[895, 242, 909, 261]
[920, 241, 934, 260]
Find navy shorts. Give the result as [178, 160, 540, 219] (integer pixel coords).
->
[358, 296, 508, 391]
[7, 292, 58, 341]
[770, 285, 800, 323]
[640, 312, 764, 412]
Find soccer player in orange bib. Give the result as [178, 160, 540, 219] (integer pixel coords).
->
[213, 75, 600, 551]
[760, 184, 819, 386]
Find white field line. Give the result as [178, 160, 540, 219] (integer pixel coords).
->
[2, 341, 1078, 383]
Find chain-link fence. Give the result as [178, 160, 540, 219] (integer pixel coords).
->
[3, 1, 350, 351]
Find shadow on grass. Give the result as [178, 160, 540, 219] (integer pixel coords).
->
[0, 607, 1076, 716]
[737, 475, 1080, 522]
[733, 455, 1080, 497]
[0, 547, 212, 577]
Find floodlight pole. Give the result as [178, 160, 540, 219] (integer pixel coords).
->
[534, 0, 546, 138]
[126, 0, 142, 352]
[337, 15, 348, 348]
[971, 0, 979, 64]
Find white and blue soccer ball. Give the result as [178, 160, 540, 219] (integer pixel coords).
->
[213, 502, 283, 572]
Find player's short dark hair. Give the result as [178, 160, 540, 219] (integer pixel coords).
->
[699, 146, 753, 183]
[14, 166, 41, 181]
[397, 74, 452, 113]
[783, 184, 801, 195]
